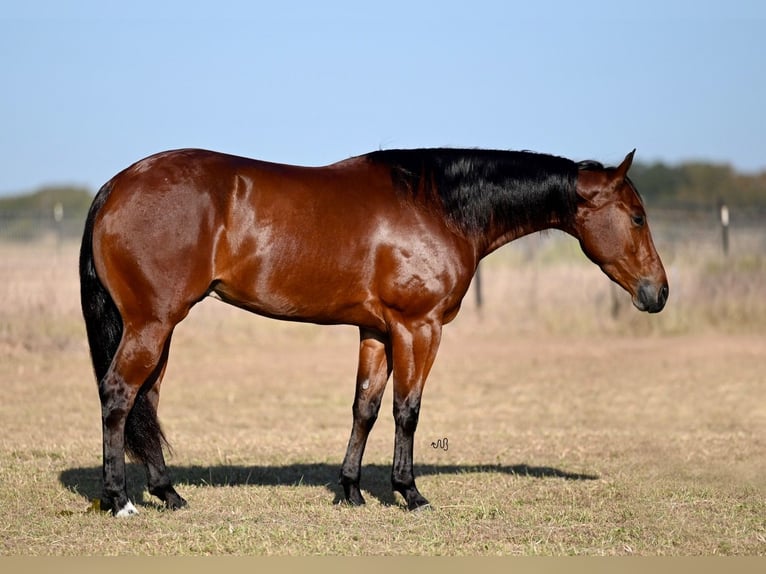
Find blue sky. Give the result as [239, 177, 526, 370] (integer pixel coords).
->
[1, 1, 764, 195]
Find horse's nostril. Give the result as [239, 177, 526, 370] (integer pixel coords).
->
[637, 280, 668, 313]
[659, 284, 669, 306]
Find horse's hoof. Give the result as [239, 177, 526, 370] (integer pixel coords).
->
[342, 492, 367, 507]
[114, 500, 139, 517]
[339, 478, 366, 506]
[165, 492, 188, 511]
[405, 495, 432, 511]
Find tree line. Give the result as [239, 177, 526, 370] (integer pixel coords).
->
[0, 186, 92, 241]
[630, 161, 766, 207]
[0, 160, 764, 240]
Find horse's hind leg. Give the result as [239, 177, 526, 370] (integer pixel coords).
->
[127, 334, 187, 510]
[339, 328, 392, 505]
[99, 321, 175, 516]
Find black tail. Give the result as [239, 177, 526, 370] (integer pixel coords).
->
[79, 182, 169, 465]
[79, 182, 122, 384]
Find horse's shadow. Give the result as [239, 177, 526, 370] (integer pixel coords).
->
[59, 462, 598, 508]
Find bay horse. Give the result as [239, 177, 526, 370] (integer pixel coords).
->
[79, 147, 668, 516]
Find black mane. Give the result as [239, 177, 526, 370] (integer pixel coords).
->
[366, 148, 580, 236]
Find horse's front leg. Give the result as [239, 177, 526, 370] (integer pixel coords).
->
[339, 328, 392, 505]
[389, 318, 442, 511]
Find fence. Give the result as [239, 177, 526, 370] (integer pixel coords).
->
[0, 207, 86, 244]
[648, 203, 766, 257]
[1, 203, 764, 336]
[1, 202, 764, 264]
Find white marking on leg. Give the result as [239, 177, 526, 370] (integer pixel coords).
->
[361, 378, 370, 390]
[115, 500, 139, 517]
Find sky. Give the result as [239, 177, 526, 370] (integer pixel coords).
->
[1, 0, 765, 196]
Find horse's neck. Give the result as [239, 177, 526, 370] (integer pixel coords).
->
[476, 205, 574, 259]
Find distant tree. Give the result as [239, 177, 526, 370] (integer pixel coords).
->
[629, 162, 686, 205]
[0, 186, 93, 241]
[630, 162, 766, 208]
[0, 186, 93, 215]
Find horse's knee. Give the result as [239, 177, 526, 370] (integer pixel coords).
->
[393, 399, 420, 433]
[354, 396, 382, 431]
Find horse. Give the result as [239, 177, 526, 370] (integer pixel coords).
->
[79, 147, 668, 516]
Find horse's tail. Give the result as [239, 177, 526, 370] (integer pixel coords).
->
[79, 181, 122, 385]
[79, 181, 169, 463]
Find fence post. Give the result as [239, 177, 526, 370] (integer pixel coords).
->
[53, 202, 64, 250]
[718, 200, 729, 257]
[474, 264, 483, 310]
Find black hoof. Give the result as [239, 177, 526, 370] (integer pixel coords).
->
[342, 486, 366, 507]
[165, 491, 187, 511]
[339, 474, 366, 506]
[406, 495, 432, 511]
[394, 482, 430, 511]
[151, 485, 187, 510]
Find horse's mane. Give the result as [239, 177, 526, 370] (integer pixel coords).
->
[366, 148, 582, 236]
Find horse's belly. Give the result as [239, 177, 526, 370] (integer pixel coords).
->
[211, 265, 385, 330]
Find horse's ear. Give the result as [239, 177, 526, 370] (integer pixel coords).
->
[614, 149, 636, 181]
[576, 150, 636, 207]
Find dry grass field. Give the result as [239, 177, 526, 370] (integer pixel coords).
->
[1, 228, 765, 556]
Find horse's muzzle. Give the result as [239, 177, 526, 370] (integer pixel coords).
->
[635, 279, 669, 313]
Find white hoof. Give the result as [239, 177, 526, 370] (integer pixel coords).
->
[115, 500, 139, 517]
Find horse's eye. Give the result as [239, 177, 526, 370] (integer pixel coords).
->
[632, 214, 645, 227]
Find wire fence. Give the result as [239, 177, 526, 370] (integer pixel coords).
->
[0, 208, 85, 244]
[643, 204, 766, 266]
[2, 202, 764, 336]
[1, 202, 764, 264]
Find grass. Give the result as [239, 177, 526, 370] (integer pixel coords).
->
[0, 240, 765, 555]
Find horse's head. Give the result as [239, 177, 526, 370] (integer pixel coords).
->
[573, 150, 668, 313]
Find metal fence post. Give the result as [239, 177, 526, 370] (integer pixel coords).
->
[719, 200, 729, 257]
